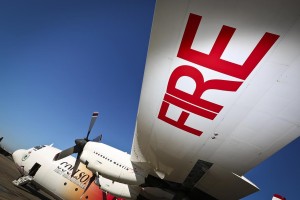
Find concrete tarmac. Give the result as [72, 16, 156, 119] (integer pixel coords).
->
[0, 154, 55, 200]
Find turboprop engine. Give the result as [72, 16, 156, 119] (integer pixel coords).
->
[95, 176, 141, 199]
[80, 142, 146, 185]
[53, 112, 147, 195]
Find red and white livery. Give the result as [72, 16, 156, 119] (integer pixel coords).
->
[12, 0, 300, 199]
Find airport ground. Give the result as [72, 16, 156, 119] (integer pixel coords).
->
[0, 154, 54, 200]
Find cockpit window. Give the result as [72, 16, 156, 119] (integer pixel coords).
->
[33, 145, 46, 151]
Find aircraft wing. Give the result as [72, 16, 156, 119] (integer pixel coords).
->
[131, 0, 300, 199]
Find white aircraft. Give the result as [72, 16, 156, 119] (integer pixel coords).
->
[272, 194, 286, 200]
[0, 137, 12, 156]
[11, 0, 300, 199]
[11, 113, 124, 200]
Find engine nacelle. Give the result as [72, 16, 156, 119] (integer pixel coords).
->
[96, 176, 141, 200]
[80, 142, 147, 185]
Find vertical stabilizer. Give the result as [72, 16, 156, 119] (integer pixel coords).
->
[272, 194, 286, 200]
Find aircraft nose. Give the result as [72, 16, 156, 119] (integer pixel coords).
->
[12, 149, 26, 166]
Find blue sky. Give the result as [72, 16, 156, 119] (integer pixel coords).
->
[0, 1, 299, 199]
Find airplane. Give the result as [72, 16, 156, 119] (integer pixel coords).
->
[11, 113, 135, 200]
[0, 137, 12, 157]
[272, 194, 286, 200]
[11, 116, 124, 200]
[10, 0, 300, 199]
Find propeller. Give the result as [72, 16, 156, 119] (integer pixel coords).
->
[52, 112, 103, 195]
[53, 112, 102, 177]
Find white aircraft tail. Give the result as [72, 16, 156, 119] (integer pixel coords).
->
[272, 194, 286, 200]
